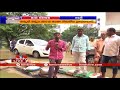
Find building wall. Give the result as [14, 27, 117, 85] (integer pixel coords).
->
[98, 12, 120, 36]
[106, 12, 120, 25]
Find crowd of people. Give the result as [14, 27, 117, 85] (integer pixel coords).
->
[8, 27, 120, 78]
[45, 27, 120, 78]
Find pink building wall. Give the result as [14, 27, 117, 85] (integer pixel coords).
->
[106, 12, 120, 25]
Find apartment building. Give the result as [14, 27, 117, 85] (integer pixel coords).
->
[98, 12, 120, 36]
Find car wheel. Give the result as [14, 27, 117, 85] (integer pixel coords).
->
[33, 51, 40, 58]
[86, 55, 94, 64]
[14, 49, 19, 55]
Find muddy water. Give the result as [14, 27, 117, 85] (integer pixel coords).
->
[0, 50, 120, 78]
[28, 52, 120, 78]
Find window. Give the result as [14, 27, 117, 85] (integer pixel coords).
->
[25, 40, 34, 46]
[33, 40, 48, 46]
[19, 40, 25, 44]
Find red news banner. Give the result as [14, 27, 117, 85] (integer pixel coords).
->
[0, 63, 120, 67]
[0, 55, 120, 67]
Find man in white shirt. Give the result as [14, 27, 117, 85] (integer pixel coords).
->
[71, 29, 91, 74]
[101, 28, 120, 78]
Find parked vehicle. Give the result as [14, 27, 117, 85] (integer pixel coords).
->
[86, 47, 95, 64]
[14, 39, 49, 58]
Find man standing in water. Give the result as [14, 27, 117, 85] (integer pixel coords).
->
[45, 32, 66, 78]
[71, 28, 91, 74]
[94, 32, 106, 74]
[101, 28, 120, 78]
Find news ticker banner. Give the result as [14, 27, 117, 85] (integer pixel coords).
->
[19, 20, 96, 24]
[0, 16, 99, 24]
[0, 16, 6, 24]
[0, 63, 120, 67]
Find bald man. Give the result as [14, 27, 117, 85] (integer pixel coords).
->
[94, 32, 106, 74]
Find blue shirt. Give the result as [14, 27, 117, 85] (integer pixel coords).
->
[71, 34, 91, 52]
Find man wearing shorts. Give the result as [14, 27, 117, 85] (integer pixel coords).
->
[94, 32, 106, 74]
[101, 28, 120, 78]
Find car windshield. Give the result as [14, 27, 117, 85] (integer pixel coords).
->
[33, 40, 48, 46]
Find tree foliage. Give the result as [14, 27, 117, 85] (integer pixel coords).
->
[62, 25, 99, 42]
[0, 12, 57, 47]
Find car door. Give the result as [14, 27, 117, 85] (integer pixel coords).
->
[24, 40, 34, 55]
[17, 40, 25, 53]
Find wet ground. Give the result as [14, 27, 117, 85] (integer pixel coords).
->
[0, 49, 120, 78]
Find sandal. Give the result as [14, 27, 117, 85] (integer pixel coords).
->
[53, 76, 57, 78]
[97, 75, 104, 78]
[38, 73, 42, 76]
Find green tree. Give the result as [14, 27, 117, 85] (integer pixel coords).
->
[28, 24, 57, 40]
[0, 12, 58, 47]
[0, 12, 47, 16]
[62, 25, 99, 42]
[62, 25, 82, 42]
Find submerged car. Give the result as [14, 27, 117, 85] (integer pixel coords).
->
[14, 39, 49, 58]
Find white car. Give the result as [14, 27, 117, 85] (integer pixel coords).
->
[14, 39, 49, 58]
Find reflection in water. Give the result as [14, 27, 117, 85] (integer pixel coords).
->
[0, 49, 120, 78]
[0, 50, 15, 59]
